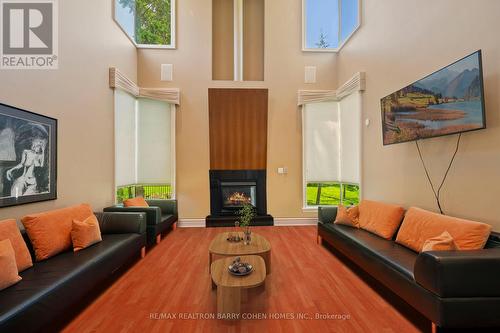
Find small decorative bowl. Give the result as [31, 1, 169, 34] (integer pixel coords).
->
[227, 235, 242, 243]
[228, 262, 253, 276]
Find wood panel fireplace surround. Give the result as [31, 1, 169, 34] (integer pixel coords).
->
[206, 88, 273, 227]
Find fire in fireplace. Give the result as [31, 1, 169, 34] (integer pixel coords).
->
[221, 182, 256, 208]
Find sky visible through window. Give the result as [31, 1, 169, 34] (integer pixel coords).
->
[305, 0, 359, 50]
[341, 0, 358, 41]
[116, 1, 135, 40]
[306, 0, 339, 49]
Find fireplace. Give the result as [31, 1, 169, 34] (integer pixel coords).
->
[206, 170, 273, 227]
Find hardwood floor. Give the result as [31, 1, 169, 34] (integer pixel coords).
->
[63, 226, 427, 333]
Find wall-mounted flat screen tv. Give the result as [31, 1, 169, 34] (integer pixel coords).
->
[381, 50, 486, 145]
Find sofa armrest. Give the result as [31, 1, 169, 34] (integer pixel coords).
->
[96, 212, 147, 235]
[414, 248, 500, 298]
[146, 199, 178, 216]
[103, 206, 161, 225]
[318, 206, 338, 224]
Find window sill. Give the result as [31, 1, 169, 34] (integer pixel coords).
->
[302, 206, 339, 213]
[136, 44, 176, 50]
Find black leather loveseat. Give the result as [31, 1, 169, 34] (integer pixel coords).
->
[317, 207, 500, 331]
[104, 199, 178, 246]
[0, 212, 146, 333]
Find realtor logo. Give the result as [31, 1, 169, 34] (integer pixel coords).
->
[1, 0, 58, 69]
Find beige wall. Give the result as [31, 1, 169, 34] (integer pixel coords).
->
[0, 0, 137, 220]
[138, 0, 338, 219]
[337, 0, 500, 230]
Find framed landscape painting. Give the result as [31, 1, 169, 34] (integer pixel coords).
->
[381, 50, 486, 145]
[0, 103, 57, 208]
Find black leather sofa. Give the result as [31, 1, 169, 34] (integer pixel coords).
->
[104, 199, 178, 246]
[0, 212, 147, 333]
[317, 206, 500, 331]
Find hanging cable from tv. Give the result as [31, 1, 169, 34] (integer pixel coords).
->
[415, 133, 462, 215]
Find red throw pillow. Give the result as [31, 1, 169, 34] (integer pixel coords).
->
[123, 197, 149, 207]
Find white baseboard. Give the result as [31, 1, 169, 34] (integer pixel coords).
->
[178, 219, 205, 228]
[178, 218, 317, 228]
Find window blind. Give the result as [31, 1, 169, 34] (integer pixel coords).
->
[339, 92, 361, 184]
[303, 94, 361, 184]
[303, 101, 341, 182]
[114, 89, 137, 187]
[137, 98, 173, 184]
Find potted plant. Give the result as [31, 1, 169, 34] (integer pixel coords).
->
[237, 204, 256, 245]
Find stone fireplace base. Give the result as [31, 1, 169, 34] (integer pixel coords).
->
[205, 214, 274, 227]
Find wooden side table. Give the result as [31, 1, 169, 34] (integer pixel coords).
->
[209, 232, 271, 274]
[210, 255, 266, 318]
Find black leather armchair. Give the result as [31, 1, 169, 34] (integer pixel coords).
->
[104, 199, 178, 246]
[317, 206, 500, 330]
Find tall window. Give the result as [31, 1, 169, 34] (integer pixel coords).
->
[114, 90, 176, 203]
[302, 93, 361, 208]
[114, 0, 176, 48]
[302, 0, 360, 52]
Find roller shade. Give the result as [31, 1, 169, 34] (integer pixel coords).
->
[303, 95, 361, 184]
[137, 99, 173, 184]
[114, 89, 137, 186]
[339, 92, 361, 184]
[303, 101, 340, 182]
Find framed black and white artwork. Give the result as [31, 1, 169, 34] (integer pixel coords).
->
[0, 103, 57, 208]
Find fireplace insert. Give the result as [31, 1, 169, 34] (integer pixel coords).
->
[221, 181, 257, 210]
[208, 170, 272, 227]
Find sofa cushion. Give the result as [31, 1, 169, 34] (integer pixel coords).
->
[21, 204, 94, 261]
[358, 200, 405, 240]
[396, 207, 492, 252]
[0, 240, 22, 291]
[123, 197, 149, 207]
[0, 219, 33, 272]
[322, 222, 417, 279]
[334, 205, 360, 228]
[71, 215, 102, 252]
[0, 233, 143, 332]
[422, 231, 458, 252]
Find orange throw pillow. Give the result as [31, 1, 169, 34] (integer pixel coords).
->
[123, 197, 149, 207]
[334, 205, 360, 228]
[396, 207, 492, 252]
[358, 200, 405, 240]
[21, 204, 93, 261]
[71, 215, 102, 252]
[0, 219, 33, 272]
[422, 231, 458, 252]
[0, 239, 22, 291]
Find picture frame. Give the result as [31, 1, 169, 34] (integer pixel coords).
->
[0, 102, 57, 208]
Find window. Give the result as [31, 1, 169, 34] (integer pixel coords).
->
[212, 0, 264, 81]
[302, 0, 360, 52]
[302, 93, 361, 208]
[114, 0, 176, 48]
[114, 90, 176, 203]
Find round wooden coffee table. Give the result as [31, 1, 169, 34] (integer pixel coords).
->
[209, 232, 271, 274]
[211, 255, 266, 318]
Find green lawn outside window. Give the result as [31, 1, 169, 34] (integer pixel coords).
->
[306, 182, 360, 207]
[116, 184, 172, 203]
